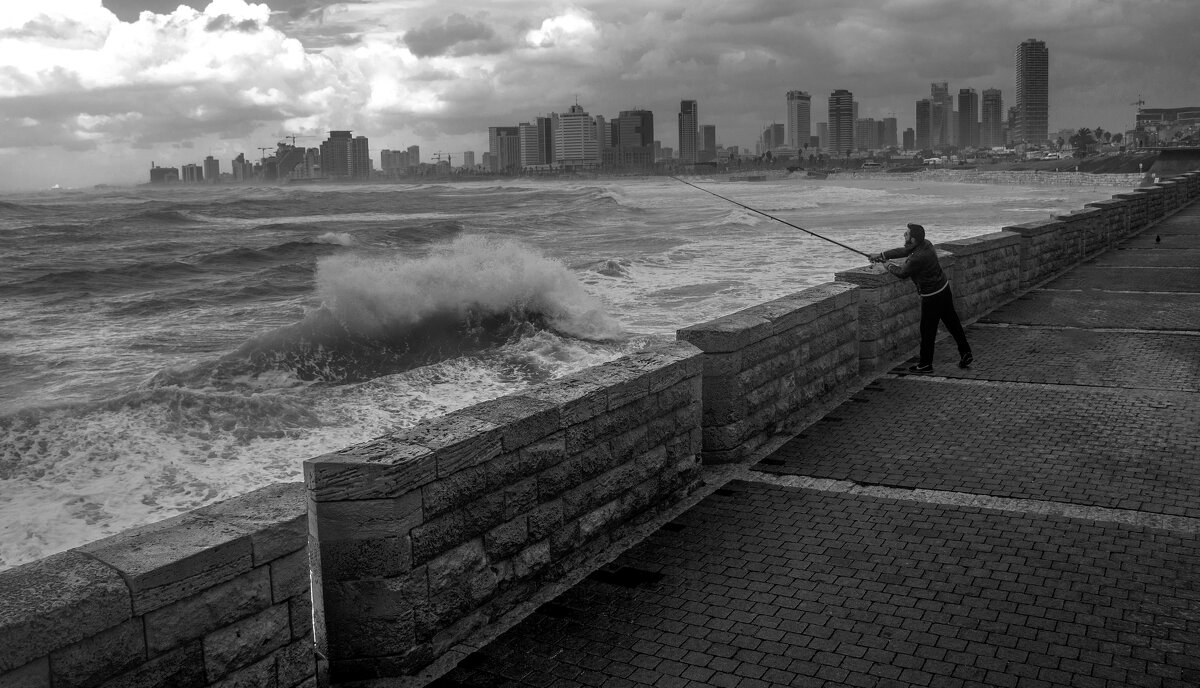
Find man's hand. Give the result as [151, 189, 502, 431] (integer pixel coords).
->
[869, 252, 886, 264]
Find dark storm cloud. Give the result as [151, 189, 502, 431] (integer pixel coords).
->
[402, 13, 505, 58]
[206, 15, 261, 32]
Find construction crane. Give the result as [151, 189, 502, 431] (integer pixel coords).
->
[257, 147, 271, 164]
[1130, 95, 1146, 113]
[283, 134, 318, 147]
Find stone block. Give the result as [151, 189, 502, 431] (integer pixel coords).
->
[197, 483, 307, 566]
[677, 312, 773, 353]
[526, 500, 563, 542]
[202, 603, 290, 680]
[97, 641, 205, 688]
[399, 412, 503, 479]
[537, 452, 587, 501]
[304, 439, 434, 503]
[548, 519, 581, 558]
[579, 499, 623, 541]
[513, 540, 551, 580]
[409, 492, 503, 564]
[289, 592, 313, 641]
[308, 492, 422, 541]
[413, 585, 472, 642]
[48, 617, 145, 688]
[459, 394, 560, 453]
[274, 638, 316, 688]
[317, 535, 410, 581]
[205, 655, 276, 688]
[483, 518, 528, 561]
[517, 433, 566, 475]
[0, 550, 131, 672]
[270, 548, 310, 603]
[76, 513, 241, 616]
[524, 376, 608, 426]
[325, 580, 418, 656]
[503, 477, 538, 520]
[143, 566, 271, 655]
[0, 657, 49, 688]
[426, 539, 486, 595]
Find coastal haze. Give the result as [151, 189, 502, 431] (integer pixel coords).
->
[2, 0, 1199, 189]
[1, 176, 1122, 570]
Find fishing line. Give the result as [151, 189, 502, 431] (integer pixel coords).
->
[669, 175, 873, 259]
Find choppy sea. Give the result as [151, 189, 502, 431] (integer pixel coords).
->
[0, 174, 1124, 569]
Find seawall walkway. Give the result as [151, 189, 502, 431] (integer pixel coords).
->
[431, 207, 1200, 687]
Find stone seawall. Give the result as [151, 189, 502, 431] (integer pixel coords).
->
[2, 171, 1197, 688]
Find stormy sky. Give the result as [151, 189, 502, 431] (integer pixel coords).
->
[2, 0, 1196, 189]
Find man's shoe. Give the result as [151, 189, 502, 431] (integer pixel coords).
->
[908, 364, 933, 373]
[959, 352, 973, 369]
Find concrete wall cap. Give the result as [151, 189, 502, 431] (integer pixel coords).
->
[195, 482, 307, 565]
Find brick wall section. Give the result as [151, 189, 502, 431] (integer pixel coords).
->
[303, 342, 704, 684]
[0, 483, 315, 688]
[835, 252, 955, 373]
[1056, 207, 1107, 259]
[1084, 198, 1131, 244]
[936, 232, 1021, 323]
[1002, 218, 1076, 289]
[676, 283, 860, 465]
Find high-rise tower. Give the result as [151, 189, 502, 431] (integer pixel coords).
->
[981, 89, 1003, 148]
[958, 88, 979, 149]
[828, 89, 854, 156]
[786, 90, 812, 150]
[678, 100, 698, 164]
[1015, 39, 1049, 144]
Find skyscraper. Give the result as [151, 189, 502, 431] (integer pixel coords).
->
[1015, 38, 1049, 144]
[786, 90, 812, 149]
[957, 88, 979, 149]
[320, 131, 353, 178]
[617, 110, 654, 148]
[883, 117, 898, 148]
[981, 89, 1003, 148]
[350, 136, 370, 179]
[678, 100, 698, 164]
[915, 99, 932, 151]
[931, 82, 952, 148]
[203, 155, 219, 183]
[699, 125, 717, 162]
[828, 89, 854, 156]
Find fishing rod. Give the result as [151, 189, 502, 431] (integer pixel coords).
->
[669, 175, 873, 259]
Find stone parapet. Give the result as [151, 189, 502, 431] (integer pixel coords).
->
[836, 251, 955, 374]
[1002, 219, 1074, 289]
[1056, 207, 1107, 259]
[678, 283, 860, 464]
[937, 232, 1021, 323]
[304, 342, 704, 683]
[0, 483, 314, 688]
[1084, 198, 1131, 244]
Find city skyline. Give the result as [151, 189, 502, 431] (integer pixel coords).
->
[2, 0, 1198, 189]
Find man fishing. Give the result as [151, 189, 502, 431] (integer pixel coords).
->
[871, 223, 973, 373]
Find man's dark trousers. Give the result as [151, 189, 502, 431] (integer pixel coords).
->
[919, 286, 970, 366]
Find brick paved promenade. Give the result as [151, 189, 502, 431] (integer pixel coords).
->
[429, 205, 1200, 688]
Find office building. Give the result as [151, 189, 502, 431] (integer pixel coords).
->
[855, 119, 880, 151]
[202, 156, 219, 183]
[883, 117, 898, 148]
[816, 122, 828, 151]
[786, 90, 812, 149]
[617, 110, 654, 149]
[958, 88, 979, 149]
[488, 126, 521, 172]
[981, 89, 1003, 148]
[181, 163, 203, 183]
[462, 151, 475, 168]
[828, 89, 854, 156]
[320, 131, 352, 177]
[1015, 38, 1049, 144]
[903, 128, 915, 150]
[553, 104, 599, 169]
[915, 99, 932, 151]
[678, 100, 698, 164]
